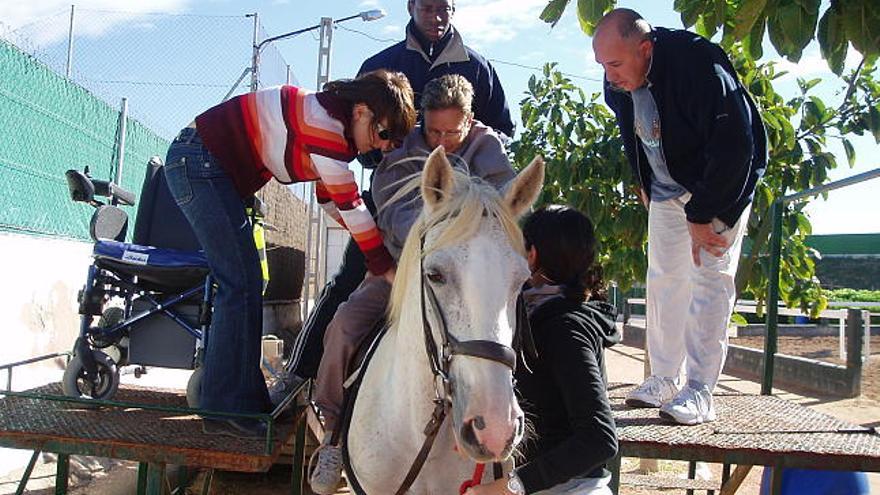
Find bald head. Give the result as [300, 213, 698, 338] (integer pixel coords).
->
[592, 9, 654, 92]
[594, 8, 652, 42]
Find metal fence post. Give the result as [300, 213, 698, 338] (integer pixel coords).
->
[65, 5, 75, 79]
[761, 199, 783, 395]
[846, 308, 864, 397]
[113, 98, 128, 189]
[249, 13, 260, 92]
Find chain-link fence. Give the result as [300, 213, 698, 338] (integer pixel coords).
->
[1, 8, 299, 141]
[0, 7, 303, 240]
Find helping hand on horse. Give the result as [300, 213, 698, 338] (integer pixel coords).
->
[463, 478, 516, 495]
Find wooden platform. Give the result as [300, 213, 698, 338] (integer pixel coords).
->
[608, 383, 880, 494]
[0, 383, 299, 472]
[608, 383, 880, 471]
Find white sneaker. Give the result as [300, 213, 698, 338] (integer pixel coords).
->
[659, 381, 716, 425]
[309, 434, 343, 494]
[625, 375, 680, 408]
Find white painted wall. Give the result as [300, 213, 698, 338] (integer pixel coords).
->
[0, 232, 93, 475]
[324, 225, 349, 281]
[0, 232, 92, 377]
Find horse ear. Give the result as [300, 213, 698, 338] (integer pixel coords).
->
[421, 145, 454, 212]
[503, 156, 544, 218]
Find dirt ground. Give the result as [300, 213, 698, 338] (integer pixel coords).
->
[732, 335, 880, 401]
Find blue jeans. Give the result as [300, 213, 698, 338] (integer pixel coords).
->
[164, 128, 271, 415]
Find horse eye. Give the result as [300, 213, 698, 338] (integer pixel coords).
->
[426, 270, 446, 284]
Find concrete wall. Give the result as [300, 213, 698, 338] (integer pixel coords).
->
[0, 232, 92, 477]
[723, 344, 857, 397]
[621, 321, 861, 398]
[0, 232, 90, 386]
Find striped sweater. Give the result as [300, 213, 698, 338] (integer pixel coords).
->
[195, 85, 393, 275]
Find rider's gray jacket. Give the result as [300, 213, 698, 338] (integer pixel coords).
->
[372, 121, 515, 260]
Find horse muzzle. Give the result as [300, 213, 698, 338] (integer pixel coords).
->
[459, 410, 524, 461]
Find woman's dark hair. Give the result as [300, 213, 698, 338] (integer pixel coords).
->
[322, 69, 417, 143]
[522, 205, 606, 302]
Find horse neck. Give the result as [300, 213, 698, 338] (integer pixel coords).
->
[388, 277, 438, 404]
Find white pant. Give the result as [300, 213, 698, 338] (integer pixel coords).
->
[533, 475, 612, 495]
[645, 195, 750, 390]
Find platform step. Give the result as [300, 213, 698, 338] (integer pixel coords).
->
[622, 472, 719, 491]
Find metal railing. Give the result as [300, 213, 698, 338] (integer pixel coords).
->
[762, 167, 880, 394]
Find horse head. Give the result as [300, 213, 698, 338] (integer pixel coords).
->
[390, 146, 545, 462]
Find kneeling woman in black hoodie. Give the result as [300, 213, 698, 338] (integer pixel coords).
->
[467, 205, 619, 495]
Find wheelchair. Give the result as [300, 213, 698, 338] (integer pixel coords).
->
[63, 157, 266, 407]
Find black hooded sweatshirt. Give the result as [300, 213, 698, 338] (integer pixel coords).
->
[514, 298, 620, 493]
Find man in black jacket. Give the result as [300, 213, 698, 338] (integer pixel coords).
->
[278, 0, 515, 399]
[594, 9, 766, 425]
[361, 0, 514, 138]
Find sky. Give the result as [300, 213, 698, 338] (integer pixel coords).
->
[1, 0, 877, 235]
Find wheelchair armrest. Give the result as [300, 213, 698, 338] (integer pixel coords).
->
[92, 179, 136, 206]
[65, 170, 96, 204]
[109, 183, 136, 206]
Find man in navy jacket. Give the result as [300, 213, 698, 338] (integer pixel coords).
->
[280, 0, 515, 396]
[360, 0, 514, 138]
[594, 8, 766, 425]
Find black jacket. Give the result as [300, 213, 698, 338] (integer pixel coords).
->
[605, 27, 767, 227]
[515, 298, 620, 493]
[358, 21, 515, 138]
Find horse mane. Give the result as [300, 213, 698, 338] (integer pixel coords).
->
[385, 161, 525, 326]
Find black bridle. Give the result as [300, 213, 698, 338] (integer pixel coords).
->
[392, 236, 535, 495]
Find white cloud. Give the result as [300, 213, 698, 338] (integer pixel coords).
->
[0, 0, 192, 46]
[453, 0, 547, 46]
[358, 0, 383, 7]
[381, 24, 403, 36]
[773, 44, 865, 80]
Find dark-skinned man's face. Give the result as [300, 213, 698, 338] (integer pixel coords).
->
[408, 0, 454, 43]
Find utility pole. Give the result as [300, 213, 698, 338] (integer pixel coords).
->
[65, 5, 75, 79]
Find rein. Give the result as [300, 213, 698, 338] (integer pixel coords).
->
[392, 236, 521, 495]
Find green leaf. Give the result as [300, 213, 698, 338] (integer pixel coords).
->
[766, 14, 788, 60]
[540, 0, 573, 27]
[733, 0, 769, 40]
[745, 17, 767, 59]
[767, 0, 821, 62]
[695, 14, 717, 39]
[842, 138, 856, 167]
[676, 0, 704, 28]
[841, 0, 880, 60]
[870, 104, 880, 143]
[730, 313, 749, 327]
[799, 77, 822, 92]
[576, 0, 614, 35]
[817, 4, 848, 75]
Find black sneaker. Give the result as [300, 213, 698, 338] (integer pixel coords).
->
[202, 418, 269, 440]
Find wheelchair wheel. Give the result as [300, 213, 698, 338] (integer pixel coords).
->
[186, 367, 203, 409]
[62, 350, 119, 400]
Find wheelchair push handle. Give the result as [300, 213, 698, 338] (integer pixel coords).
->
[65, 168, 136, 207]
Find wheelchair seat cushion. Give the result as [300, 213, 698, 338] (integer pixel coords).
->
[93, 240, 209, 291]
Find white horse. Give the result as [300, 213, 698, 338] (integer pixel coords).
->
[345, 147, 545, 494]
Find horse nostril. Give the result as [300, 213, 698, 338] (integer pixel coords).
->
[473, 415, 486, 431]
[515, 416, 524, 438]
[461, 419, 479, 446]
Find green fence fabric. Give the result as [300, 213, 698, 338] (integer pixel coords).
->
[0, 39, 169, 241]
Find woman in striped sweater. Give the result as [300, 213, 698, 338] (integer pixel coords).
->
[164, 69, 416, 439]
